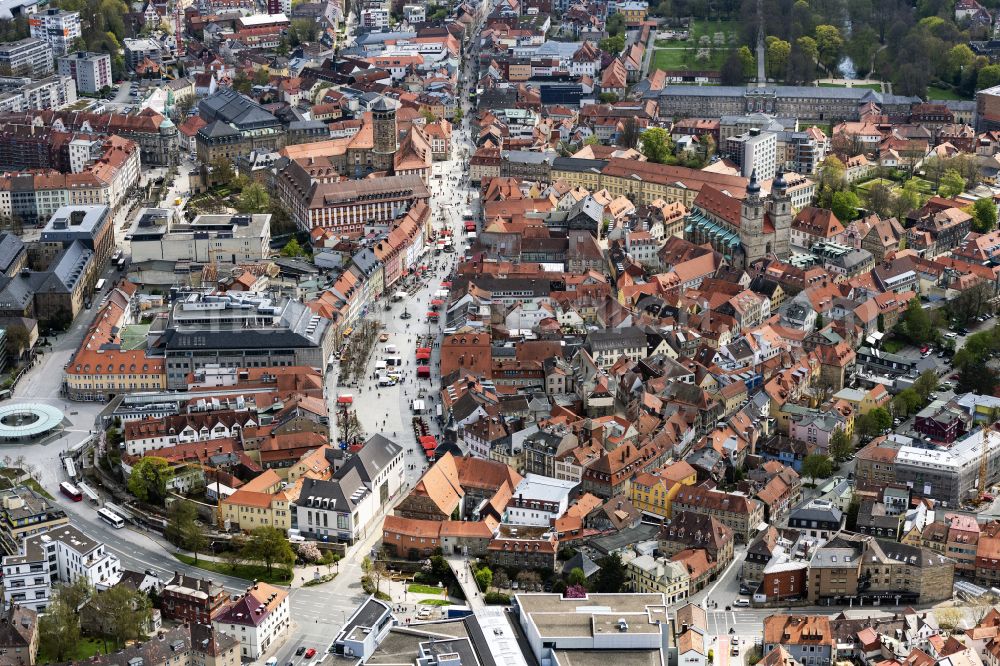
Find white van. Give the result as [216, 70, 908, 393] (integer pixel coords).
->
[375, 360, 387, 370]
[266, 658, 278, 666]
[386, 357, 402, 367]
[384, 344, 398, 355]
[377, 375, 396, 387]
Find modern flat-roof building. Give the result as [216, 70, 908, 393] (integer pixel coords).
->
[2, 524, 121, 611]
[57, 51, 112, 94]
[331, 596, 394, 661]
[0, 485, 69, 555]
[514, 593, 669, 666]
[28, 8, 80, 55]
[157, 292, 335, 389]
[130, 209, 271, 265]
[894, 429, 1000, 506]
[40, 204, 114, 266]
[0, 37, 52, 77]
[502, 473, 577, 526]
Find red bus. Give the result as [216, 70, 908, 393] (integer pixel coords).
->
[60, 482, 83, 502]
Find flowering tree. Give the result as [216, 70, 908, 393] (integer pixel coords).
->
[295, 541, 321, 563]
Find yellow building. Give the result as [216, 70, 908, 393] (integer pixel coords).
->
[615, 2, 647, 22]
[220, 469, 299, 533]
[622, 551, 689, 604]
[629, 460, 697, 519]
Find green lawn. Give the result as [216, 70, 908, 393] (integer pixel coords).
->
[418, 598, 452, 606]
[650, 47, 733, 72]
[38, 637, 106, 663]
[25, 478, 52, 499]
[689, 19, 739, 44]
[408, 583, 447, 595]
[173, 553, 292, 585]
[927, 86, 970, 101]
[856, 178, 896, 192]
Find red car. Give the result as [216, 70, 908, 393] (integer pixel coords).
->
[920, 345, 930, 354]
[304, 649, 316, 659]
[950, 373, 960, 380]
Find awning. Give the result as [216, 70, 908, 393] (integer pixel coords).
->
[441, 281, 452, 287]
[419, 435, 437, 450]
[412, 399, 425, 411]
[417, 365, 431, 376]
[416, 347, 432, 354]
[416, 351, 431, 361]
[336, 395, 353, 405]
[431, 299, 444, 306]
[394, 290, 407, 300]
[427, 311, 439, 318]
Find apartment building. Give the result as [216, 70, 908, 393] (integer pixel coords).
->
[763, 616, 834, 666]
[2, 524, 121, 611]
[213, 582, 289, 660]
[670, 485, 764, 543]
[87, 624, 239, 666]
[161, 572, 231, 624]
[28, 8, 81, 55]
[57, 51, 112, 94]
[894, 430, 1000, 506]
[726, 129, 777, 180]
[0, 485, 69, 555]
[0, 38, 52, 77]
[130, 210, 271, 266]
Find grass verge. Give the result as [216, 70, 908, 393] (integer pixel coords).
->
[927, 86, 969, 101]
[408, 583, 447, 595]
[418, 598, 452, 606]
[173, 553, 292, 585]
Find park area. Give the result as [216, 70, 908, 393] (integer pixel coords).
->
[650, 19, 738, 74]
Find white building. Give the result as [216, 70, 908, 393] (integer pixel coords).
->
[213, 582, 289, 659]
[28, 8, 80, 56]
[57, 51, 112, 94]
[19, 74, 76, 110]
[360, 7, 388, 28]
[515, 593, 669, 665]
[503, 473, 577, 526]
[294, 434, 404, 543]
[332, 597, 394, 661]
[727, 129, 777, 181]
[130, 209, 272, 265]
[402, 4, 424, 22]
[2, 524, 122, 611]
[0, 37, 52, 77]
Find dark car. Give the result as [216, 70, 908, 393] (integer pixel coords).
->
[959, 328, 970, 336]
[295, 647, 306, 656]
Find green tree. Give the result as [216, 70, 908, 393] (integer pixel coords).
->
[892, 180, 922, 219]
[946, 44, 975, 82]
[5, 323, 29, 360]
[90, 584, 152, 649]
[891, 388, 923, 418]
[972, 198, 999, 233]
[237, 182, 271, 213]
[858, 407, 893, 439]
[594, 553, 627, 593]
[913, 370, 940, 402]
[567, 566, 588, 587]
[801, 454, 833, 484]
[605, 12, 625, 35]
[898, 297, 934, 343]
[474, 566, 493, 591]
[814, 24, 844, 72]
[765, 36, 791, 79]
[280, 237, 307, 257]
[866, 183, 894, 219]
[738, 45, 756, 79]
[127, 456, 173, 503]
[252, 68, 271, 86]
[979, 65, 1000, 91]
[639, 127, 673, 164]
[830, 427, 853, 461]
[796, 35, 819, 67]
[243, 526, 295, 575]
[939, 169, 967, 198]
[598, 34, 625, 54]
[817, 155, 846, 191]
[38, 595, 79, 661]
[831, 190, 861, 221]
[209, 157, 235, 187]
[720, 50, 747, 85]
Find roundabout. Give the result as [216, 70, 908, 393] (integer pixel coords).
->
[0, 403, 64, 441]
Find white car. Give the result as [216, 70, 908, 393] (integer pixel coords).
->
[733, 598, 750, 607]
[416, 608, 432, 619]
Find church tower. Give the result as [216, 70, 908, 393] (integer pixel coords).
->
[738, 170, 766, 267]
[371, 97, 398, 173]
[768, 169, 793, 259]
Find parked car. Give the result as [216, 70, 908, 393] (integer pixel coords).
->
[295, 647, 306, 656]
[304, 649, 316, 659]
